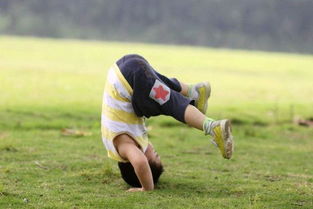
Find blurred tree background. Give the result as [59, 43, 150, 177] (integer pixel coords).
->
[0, 0, 312, 53]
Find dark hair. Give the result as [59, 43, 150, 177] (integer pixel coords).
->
[118, 161, 164, 187]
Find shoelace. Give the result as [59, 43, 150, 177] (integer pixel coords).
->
[211, 139, 217, 147]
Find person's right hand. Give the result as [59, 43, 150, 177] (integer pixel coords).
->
[127, 187, 144, 192]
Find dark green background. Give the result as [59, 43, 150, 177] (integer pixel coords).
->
[0, 0, 312, 53]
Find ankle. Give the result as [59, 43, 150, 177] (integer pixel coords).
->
[187, 84, 198, 99]
[203, 117, 215, 135]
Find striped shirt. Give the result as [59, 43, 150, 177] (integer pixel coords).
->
[101, 63, 148, 162]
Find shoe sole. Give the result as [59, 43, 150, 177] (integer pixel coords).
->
[221, 119, 234, 159]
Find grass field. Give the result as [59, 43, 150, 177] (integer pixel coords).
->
[0, 36, 313, 208]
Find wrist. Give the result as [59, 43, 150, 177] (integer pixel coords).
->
[142, 187, 153, 191]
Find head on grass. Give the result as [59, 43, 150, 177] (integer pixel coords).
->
[118, 144, 164, 187]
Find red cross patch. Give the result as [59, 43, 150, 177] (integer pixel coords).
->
[149, 80, 170, 105]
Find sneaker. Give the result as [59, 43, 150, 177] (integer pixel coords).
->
[189, 82, 211, 114]
[205, 119, 233, 159]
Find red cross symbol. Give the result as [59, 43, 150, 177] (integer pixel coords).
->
[153, 85, 169, 101]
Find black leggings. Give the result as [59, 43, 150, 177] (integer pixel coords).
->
[116, 54, 193, 123]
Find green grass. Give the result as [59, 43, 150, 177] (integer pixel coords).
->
[0, 36, 313, 208]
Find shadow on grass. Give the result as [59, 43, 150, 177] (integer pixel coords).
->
[158, 121, 185, 128]
[231, 117, 268, 126]
[0, 108, 99, 130]
[156, 179, 251, 198]
[0, 145, 18, 152]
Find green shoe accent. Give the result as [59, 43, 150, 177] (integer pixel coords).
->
[203, 117, 215, 135]
[187, 84, 194, 98]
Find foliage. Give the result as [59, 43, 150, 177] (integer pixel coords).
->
[0, 0, 313, 53]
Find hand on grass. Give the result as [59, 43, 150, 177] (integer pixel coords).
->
[127, 187, 144, 192]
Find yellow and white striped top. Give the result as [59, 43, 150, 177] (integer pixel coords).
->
[101, 63, 148, 162]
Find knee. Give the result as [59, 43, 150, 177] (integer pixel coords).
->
[124, 56, 149, 71]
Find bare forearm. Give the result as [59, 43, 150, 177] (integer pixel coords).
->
[133, 160, 154, 191]
[115, 137, 155, 192]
